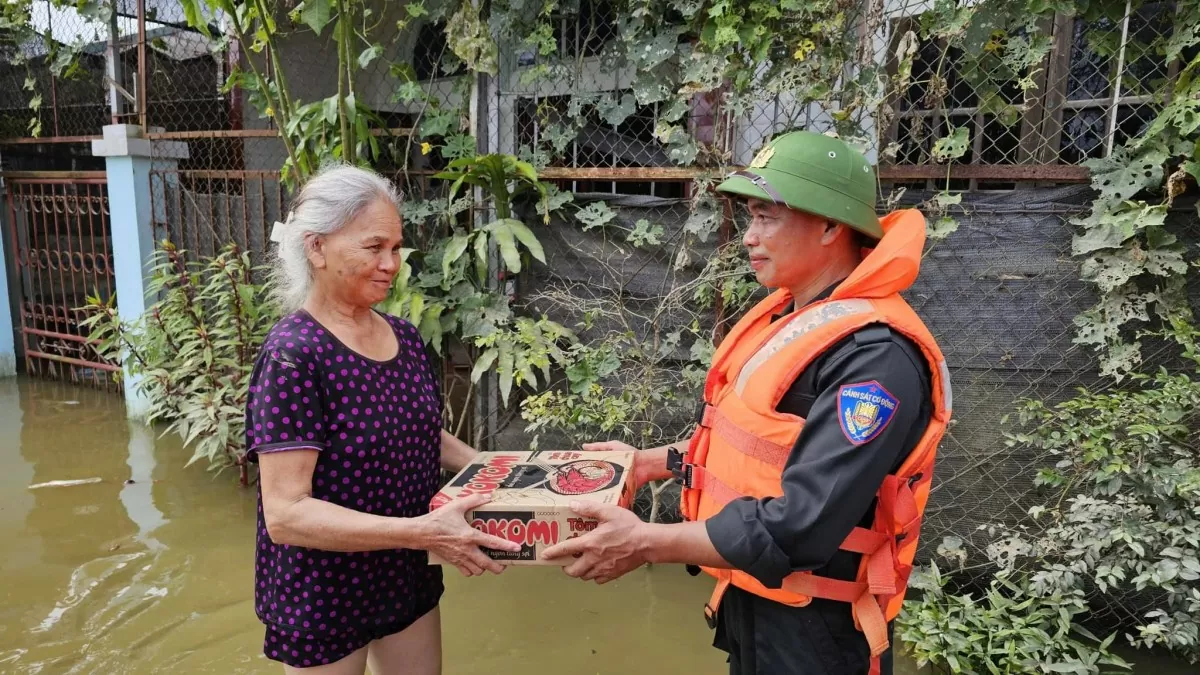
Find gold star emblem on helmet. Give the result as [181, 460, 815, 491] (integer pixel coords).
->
[749, 144, 775, 169]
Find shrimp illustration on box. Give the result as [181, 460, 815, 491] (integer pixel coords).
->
[427, 451, 637, 565]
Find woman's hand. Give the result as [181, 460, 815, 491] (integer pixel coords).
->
[416, 493, 521, 577]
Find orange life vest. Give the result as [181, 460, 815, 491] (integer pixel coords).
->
[676, 209, 952, 673]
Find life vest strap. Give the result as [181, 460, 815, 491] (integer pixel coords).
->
[783, 575, 891, 659]
[703, 572, 732, 629]
[840, 527, 891, 555]
[689, 466, 897, 566]
[689, 465, 744, 508]
[703, 405, 792, 468]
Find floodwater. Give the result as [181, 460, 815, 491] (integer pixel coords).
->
[0, 377, 1188, 674]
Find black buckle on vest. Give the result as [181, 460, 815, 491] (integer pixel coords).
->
[704, 602, 719, 629]
[667, 447, 694, 488]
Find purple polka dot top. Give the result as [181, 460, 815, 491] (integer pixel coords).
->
[245, 310, 444, 637]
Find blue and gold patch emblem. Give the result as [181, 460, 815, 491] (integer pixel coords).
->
[838, 381, 899, 445]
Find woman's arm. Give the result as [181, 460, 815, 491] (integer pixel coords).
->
[440, 430, 479, 473]
[258, 449, 520, 576]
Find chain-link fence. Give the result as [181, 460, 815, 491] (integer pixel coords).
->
[880, 0, 1191, 192]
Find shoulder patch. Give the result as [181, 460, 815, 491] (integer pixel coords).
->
[838, 381, 899, 446]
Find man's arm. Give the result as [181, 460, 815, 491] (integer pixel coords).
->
[581, 438, 693, 489]
[541, 501, 733, 583]
[704, 329, 931, 588]
[543, 330, 930, 585]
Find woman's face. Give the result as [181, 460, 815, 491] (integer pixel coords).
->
[308, 199, 403, 308]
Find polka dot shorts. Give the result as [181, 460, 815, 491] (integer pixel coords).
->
[263, 597, 440, 668]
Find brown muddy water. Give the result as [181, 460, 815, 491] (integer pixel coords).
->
[0, 377, 1189, 674]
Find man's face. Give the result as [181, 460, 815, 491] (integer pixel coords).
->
[741, 198, 831, 290]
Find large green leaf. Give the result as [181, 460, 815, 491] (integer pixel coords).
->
[394, 248, 415, 290]
[419, 108, 458, 138]
[420, 304, 444, 351]
[471, 347, 498, 383]
[441, 233, 470, 283]
[445, 1, 498, 75]
[488, 221, 522, 273]
[300, 0, 333, 35]
[575, 201, 618, 231]
[473, 231, 489, 286]
[1084, 142, 1169, 205]
[497, 342, 514, 405]
[512, 159, 539, 184]
[443, 134, 477, 160]
[1072, 202, 1167, 255]
[597, 92, 638, 127]
[498, 218, 545, 264]
[322, 95, 338, 124]
[180, 0, 211, 38]
[446, 156, 479, 170]
[932, 126, 970, 163]
[409, 294, 425, 325]
[358, 45, 383, 70]
[344, 92, 356, 126]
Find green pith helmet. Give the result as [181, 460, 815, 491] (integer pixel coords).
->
[716, 130, 882, 239]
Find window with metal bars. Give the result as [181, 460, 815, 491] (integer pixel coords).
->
[515, 93, 686, 198]
[882, 3, 1193, 188]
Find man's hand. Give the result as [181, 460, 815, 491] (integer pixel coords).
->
[542, 500, 650, 584]
[581, 441, 667, 490]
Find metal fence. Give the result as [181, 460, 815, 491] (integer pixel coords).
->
[3, 2, 1190, 172]
[3, 0, 1198, 632]
[3, 173, 118, 389]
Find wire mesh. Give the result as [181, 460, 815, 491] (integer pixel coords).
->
[883, 0, 1191, 189]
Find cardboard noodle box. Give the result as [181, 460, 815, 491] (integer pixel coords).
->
[427, 450, 637, 566]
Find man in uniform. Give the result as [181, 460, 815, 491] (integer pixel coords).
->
[543, 130, 952, 675]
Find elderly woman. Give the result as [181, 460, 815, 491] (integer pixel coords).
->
[245, 164, 519, 675]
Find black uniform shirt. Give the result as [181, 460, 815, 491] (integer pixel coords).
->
[702, 284, 933, 674]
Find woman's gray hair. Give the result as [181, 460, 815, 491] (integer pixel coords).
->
[270, 164, 402, 313]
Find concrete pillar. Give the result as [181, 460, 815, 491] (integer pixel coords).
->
[0, 204, 15, 377]
[91, 124, 187, 419]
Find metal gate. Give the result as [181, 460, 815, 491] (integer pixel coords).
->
[3, 172, 120, 389]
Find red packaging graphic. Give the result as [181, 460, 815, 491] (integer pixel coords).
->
[427, 450, 637, 566]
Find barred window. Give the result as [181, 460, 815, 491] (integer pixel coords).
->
[516, 93, 686, 198]
[883, 3, 1195, 187]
